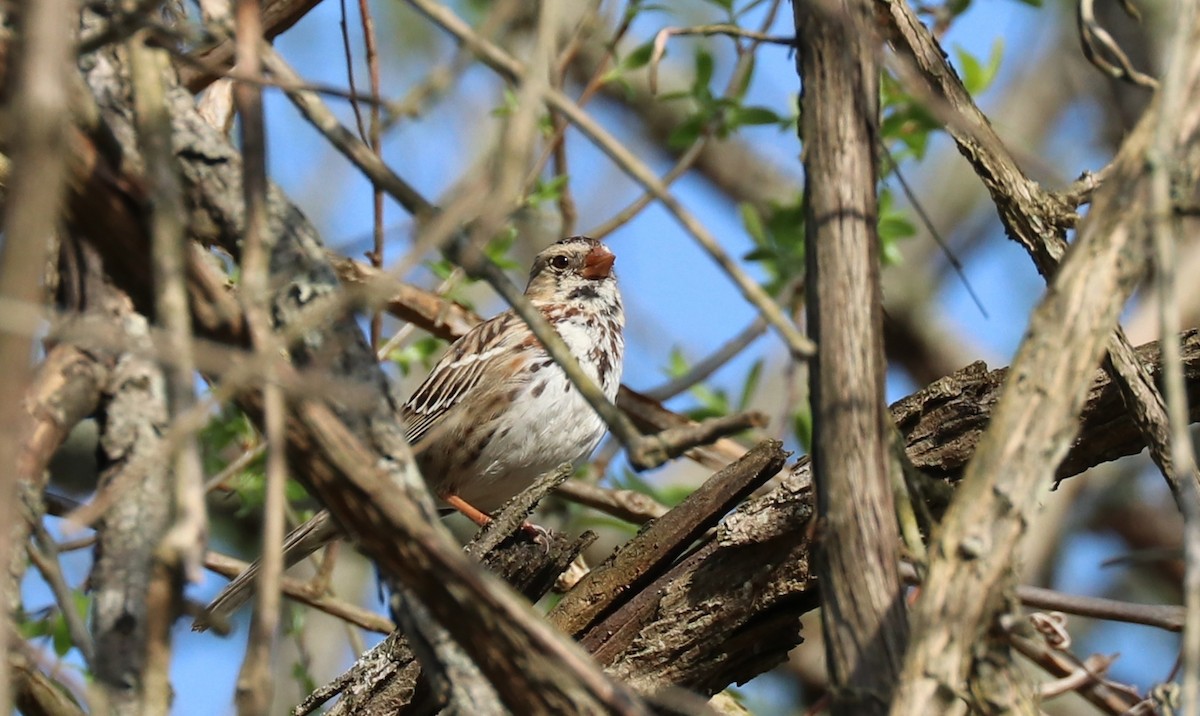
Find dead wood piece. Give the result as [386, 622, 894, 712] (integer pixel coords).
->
[11, 647, 86, 716]
[549, 440, 787, 638]
[89, 314, 175, 714]
[893, 330, 1200, 485]
[590, 462, 818, 698]
[310, 529, 596, 716]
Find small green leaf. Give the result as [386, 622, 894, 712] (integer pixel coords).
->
[51, 615, 71, 657]
[526, 175, 569, 209]
[694, 49, 714, 91]
[793, 407, 813, 451]
[954, 38, 1004, 95]
[742, 246, 776, 263]
[291, 661, 318, 695]
[285, 479, 310, 503]
[490, 88, 519, 118]
[621, 41, 656, 72]
[658, 90, 692, 102]
[484, 229, 521, 271]
[739, 202, 767, 245]
[667, 114, 705, 149]
[733, 106, 783, 126]
[665, 346, 689, 378]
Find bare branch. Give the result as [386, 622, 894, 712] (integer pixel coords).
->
[795, 2, 907, 710]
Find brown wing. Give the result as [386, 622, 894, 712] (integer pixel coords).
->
[401, 311, 527, 445]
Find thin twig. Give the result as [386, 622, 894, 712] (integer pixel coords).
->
[554, 480, 669, 524]
[648, 24, 794, 94]
[1007, 629, 1142, 714]
[880, 146, 988, 319]
[406, 0, 815, 360]
[204, 552, 394, 634]
[900, 561, 1188, 633]
[231, 0, 285, 711]
[126, 14, 205, 712]
[354, 0, 385, 353]
[1077, 0, 1158, 89]
[589, 2, 785, 241]
[645, 315, 768, 402]
[204, 443, 267, 492]
[27, 527, 95, 669]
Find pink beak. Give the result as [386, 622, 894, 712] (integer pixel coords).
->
[580, 245, 615, 280]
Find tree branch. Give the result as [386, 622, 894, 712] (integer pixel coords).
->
[795, 1, 907, 710]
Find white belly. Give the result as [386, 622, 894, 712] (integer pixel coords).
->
[458, 318, 621, 511]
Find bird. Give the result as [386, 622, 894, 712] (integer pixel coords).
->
[405, 235, 624, 526]
[195, 236, 623, 629]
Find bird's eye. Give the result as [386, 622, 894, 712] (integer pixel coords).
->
[550, 255, 570, 270]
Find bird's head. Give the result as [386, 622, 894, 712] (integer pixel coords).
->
[525, 236, 618, 306]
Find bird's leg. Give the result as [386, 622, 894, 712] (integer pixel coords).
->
[442, 494, 549, 546]
[443, 494, 493, 527]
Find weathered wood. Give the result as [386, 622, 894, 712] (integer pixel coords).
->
[795, 1, 908, 711]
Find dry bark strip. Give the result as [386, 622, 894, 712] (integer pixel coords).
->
[897, 330, 1200, 487]
[89, 313, 175, 715]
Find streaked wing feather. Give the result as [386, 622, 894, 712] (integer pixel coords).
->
[402, 312, 522, 445]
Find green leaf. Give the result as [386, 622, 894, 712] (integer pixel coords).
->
[389, 335, 447, 376]
[954, 38, 1004, 95]
[735, 106, 783, 126]
[427, 257, 455, 282]
[291, 660, 318, 695]
[526, 175, 569, 209]
[739, 202, 767, 245]
[688, 383, 730, 420]
[621, 41, 656, 72]
[742, 246, 776, 263]
[484, 229, 521, 271]
[665, 346, 689, 378]
[694, 49, 714, 92]
[490, 88, 519, 118]
[793, 406, 813, 451]
[285, 479, 310, 503]
[667, 114, 705, 149]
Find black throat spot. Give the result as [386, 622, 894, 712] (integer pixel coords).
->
[567, 285, 600, 302]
